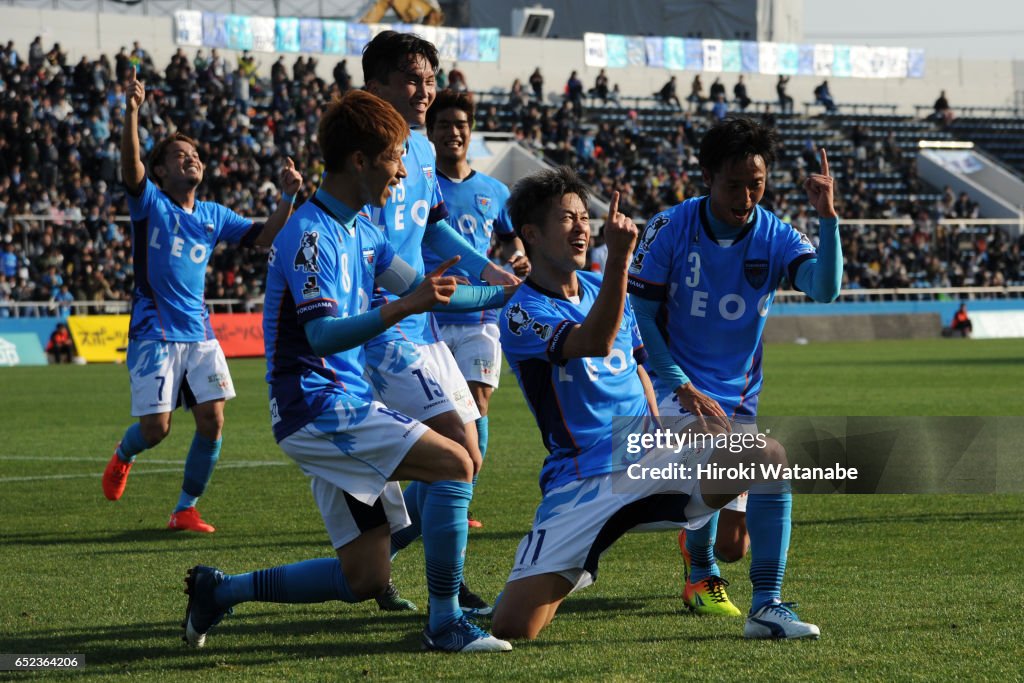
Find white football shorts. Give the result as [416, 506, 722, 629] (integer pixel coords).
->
[657, 394, 754, 513]
[364, 339, 480, 424]
[505, 444, 716, 593]
[440, 323, 502, 389]
[278, 394, 427, 548]
[128, 338, 235, 416]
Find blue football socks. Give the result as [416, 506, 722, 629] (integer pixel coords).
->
[472, 416, 489, 488]
[116, 422, 150, 462]
[175, 433, 221, 512]
[686, 511, 720, 582]
[746, 483, 792, 611]
[214, 558, 358, 607]
[421, 480, 472, 631]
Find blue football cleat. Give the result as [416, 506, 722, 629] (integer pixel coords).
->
[422, 615, 512, 653]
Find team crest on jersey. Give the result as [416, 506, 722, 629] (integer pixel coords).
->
[362, 248, 375, 266]
[476, 194, 492, 213]
[630, 213, 670, 273]
[505, 303, 533, 335]
[422, 165, 434, 181]
[301, 276, 320, 299]
[268, 246, 277, 265]
[204, 223, 215, 234]
[744, 259, 769, 288]
[293, 231, 320, 273]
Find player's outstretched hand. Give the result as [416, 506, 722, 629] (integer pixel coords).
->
[604, 191, 639, 259]
[674, 382, 730, 433]
[407, 256, 460, 313]
[803, 147, 837, 219]
[481, 261, 520, 286]
[280, 157, 303, 197]
[126, 66, 145, 114]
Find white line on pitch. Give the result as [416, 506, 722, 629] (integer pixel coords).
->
[0, 456, 282, 465]
[0, 461, 290, 483]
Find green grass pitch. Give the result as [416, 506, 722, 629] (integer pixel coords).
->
[1, 338, 1021, 680]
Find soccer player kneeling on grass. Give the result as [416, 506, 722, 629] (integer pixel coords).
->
[489, 167, 819, 641]
[181, 91, 515, 653]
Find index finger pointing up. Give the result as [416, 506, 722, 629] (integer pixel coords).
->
[609, 191, 620, 219]
[819, 147, 830, 177]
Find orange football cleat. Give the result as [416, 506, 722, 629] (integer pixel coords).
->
[168, 507, 216, 533]
[102, 448, 133, 501]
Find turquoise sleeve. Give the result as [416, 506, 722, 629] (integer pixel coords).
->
[304, 310, 387, 357]
[629, 294, 690, 391]
[423, 218, 491, 278]
[795, 217, 842, 303]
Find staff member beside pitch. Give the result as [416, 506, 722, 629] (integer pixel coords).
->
[101, 67, 302, 533]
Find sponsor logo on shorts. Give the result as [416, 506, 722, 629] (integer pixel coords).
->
[208, 373, 229, 390]
[474, 358, 495, 376]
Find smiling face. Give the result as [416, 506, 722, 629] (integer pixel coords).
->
[359, 142, 407, 208]
[428, 106, 470, 166]
[703, 154, 767, 228]
[368, 55, 436, 127]
[525, 193, 590, 275]
[153, 140, 203, 190]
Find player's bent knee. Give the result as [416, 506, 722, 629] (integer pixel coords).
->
[425, 411, 468, 448]
[491, 611, 543, 640]
[759, 437, 788, 469]
[715, 538, 749, 563]
[346, 573, 391, 601]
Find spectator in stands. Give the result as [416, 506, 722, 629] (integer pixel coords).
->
[449, 62, 468, 92]
[688, 75, 705, 110]
[590, 68, 610, 103]
[776, 75, 793, 114]
[326, 58, 349, 94]
[509, 78, 528, 112]
[733, 75, 751, 111]
[813, 80, 837, 113]
[949, 302, 973, 337]
[566, 70, 584, 111]
[709, 77, 726, 103]
[435, 65, 447, 90]
[657, 75, 682, 109]
[711, 93, 729, 121]
[529, 67, 544, 101]
[607, 83, 621, 106]
[46, 321, 74, 363]
[933, 90, 954, 125]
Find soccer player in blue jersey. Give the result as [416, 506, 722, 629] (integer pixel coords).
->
[101, 67, 302, 532]
[181, 90, 513, 653]
[628, 116, 838, 638]
[424, 90, 530, 528]
[488, 166, 811, 641]
[358, 31, 518, 614]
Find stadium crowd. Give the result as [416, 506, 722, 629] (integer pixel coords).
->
[0, 40, 1021, 318]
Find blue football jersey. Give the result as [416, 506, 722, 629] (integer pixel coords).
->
[627, 197, 816, 417]
[127, 178, 257, 341]
[364, 131, 448, 346]
[263, 190, 396, 442]
[423, 170, 513, 326]
[500, 272, 651, 496]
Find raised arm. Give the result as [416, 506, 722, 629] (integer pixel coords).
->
[252, 157, 303, 247]
[561, 191, 638, 359]
[120, 67, 146, 194]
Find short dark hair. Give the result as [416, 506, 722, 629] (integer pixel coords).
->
[507, 166, 590, 253]
[698, 116, 778, 176]
[148, 132, 200, 186]
[362, 30, 439, 85]
[426, 90, 475, 130]
[318, 90, 409, 173]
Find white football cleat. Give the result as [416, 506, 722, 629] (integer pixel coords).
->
[744, 601, 820, 640]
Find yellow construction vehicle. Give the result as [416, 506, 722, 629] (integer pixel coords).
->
[359, 0, 445, 25]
